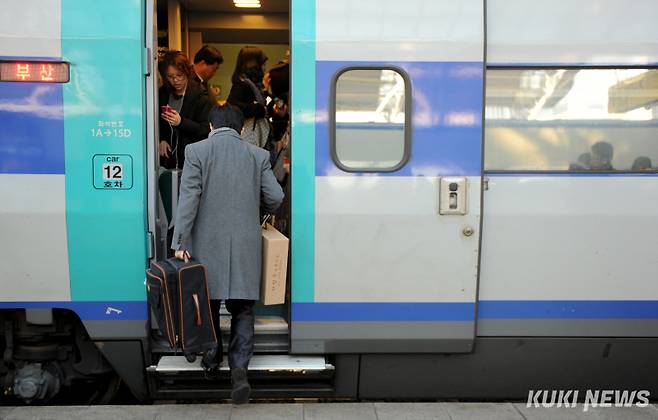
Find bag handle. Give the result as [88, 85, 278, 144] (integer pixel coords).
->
[192, 293, 202, 326]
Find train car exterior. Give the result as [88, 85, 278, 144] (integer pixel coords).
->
[0, 0, 152, 402]
[1, 0, 657, 403]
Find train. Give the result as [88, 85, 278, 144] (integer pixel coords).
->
[1, 0, 657, 404]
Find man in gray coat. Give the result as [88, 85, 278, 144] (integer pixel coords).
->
[171, 104, 284, 404]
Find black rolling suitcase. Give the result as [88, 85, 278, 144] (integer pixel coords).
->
[146, 258, 218, 361]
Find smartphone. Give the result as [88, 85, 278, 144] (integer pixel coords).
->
[160, 104, 173, 114]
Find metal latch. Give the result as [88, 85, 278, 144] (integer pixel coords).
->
[439, 177, 467, 215]
[143, 47, 152, 76]
[147, 231, 155, 259]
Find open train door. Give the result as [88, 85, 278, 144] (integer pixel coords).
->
[290, 0, 485, 353]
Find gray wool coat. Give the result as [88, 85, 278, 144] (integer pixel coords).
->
[171, 127, 284, 300]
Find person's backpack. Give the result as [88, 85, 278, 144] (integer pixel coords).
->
[242, 117, 271, 149]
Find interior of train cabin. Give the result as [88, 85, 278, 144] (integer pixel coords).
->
[153, 0, 294, 357]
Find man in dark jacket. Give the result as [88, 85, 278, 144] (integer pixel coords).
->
[193, 45, 223, 104]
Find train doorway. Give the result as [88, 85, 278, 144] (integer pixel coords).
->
[146, 1, 328, 396]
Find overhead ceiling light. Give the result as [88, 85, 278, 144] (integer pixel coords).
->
[234, 0, 261, 7]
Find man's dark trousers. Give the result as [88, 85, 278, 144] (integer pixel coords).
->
[210, 299, 255, 369]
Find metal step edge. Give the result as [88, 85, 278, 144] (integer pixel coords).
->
[150, 355, 333, 373]
[154, 387, 336, 401]
[154, 387, 336, 400]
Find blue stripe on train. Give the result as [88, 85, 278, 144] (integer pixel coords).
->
[479, 300, 658, 319]
[0, 301, 147, 320]
[293, 302, 475, 321]
[292, 301, 658, 321]
[0, 83, 64, 174]
[315, 60, 484, 177]
[6, 300, 657, 322]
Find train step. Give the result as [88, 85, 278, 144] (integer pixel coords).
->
[148, 355, 336, 400]
[150, 315, 289, 354]
[218, 315, 289, 353]
[219, 315, 288, 335]
[151, 354, 332, 374]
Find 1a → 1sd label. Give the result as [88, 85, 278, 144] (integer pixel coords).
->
[91, 120, 132, 138]
[93, 155, 133, 190]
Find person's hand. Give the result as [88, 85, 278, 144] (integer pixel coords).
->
[159, 141, 171, 157]
[162, 109, 182, 126]
[273, 101, 287, 117]
[175, 250, 191, 262]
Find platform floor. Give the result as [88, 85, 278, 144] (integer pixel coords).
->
[2, 403, 658, 420]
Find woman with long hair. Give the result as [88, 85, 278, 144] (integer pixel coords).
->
[227, 46, 270, 148]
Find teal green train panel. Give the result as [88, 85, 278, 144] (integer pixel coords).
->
[62, 0, 147, 301]
[291, 0, 316, 303]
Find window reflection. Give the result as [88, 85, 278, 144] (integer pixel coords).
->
[485, 69, 658, 172]
[336, 69, 405, 124]
[334, 68, 408, 171]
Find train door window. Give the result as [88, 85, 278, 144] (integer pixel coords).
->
[331, 67, 411, 172]
[485, 68, 658, 173]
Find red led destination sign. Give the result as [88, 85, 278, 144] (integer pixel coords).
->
[0, 61, 69, 83]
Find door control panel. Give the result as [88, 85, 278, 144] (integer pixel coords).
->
[439, 177, 467, 215]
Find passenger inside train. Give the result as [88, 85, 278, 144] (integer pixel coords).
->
[152, 0, 293, 400]
[192, 45, 224, 103]
[158, 51, 211, 170]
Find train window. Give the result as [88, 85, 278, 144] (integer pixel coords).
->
[485, 69, 658, 172]
[332, 67, 411, 172]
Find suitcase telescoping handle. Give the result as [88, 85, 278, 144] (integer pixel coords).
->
[192, 293, 202, 326]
